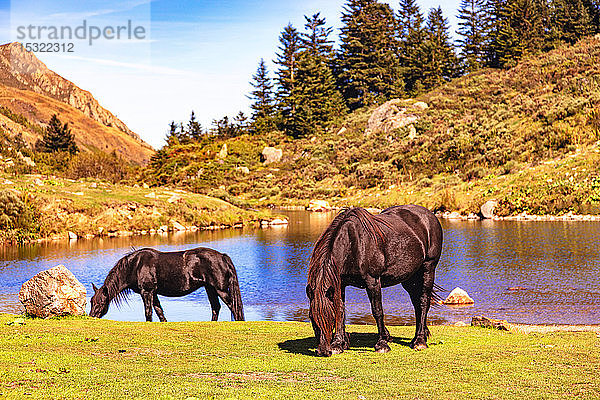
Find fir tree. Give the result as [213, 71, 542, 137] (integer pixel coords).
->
[490, 0, 548, 68]
[549, 0, 594, 45]
[457, 0, 488, 72]
[283, 14, 345, 137]
[248, 58, 276, 135]
[421, 7, 460, 90]
[36, 114, 78, 154]
[274, 23, 301, 111]
[398, 0, 427, 93]
[187, 111, 203, 141]
[338, 0, 402, 109]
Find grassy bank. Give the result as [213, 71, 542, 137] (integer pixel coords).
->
[1, 314, 599, 399]
[0, 174, 274, 244]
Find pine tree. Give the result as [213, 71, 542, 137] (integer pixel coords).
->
[165, 121, 180, 147]
[421, 7, 460, 90]
[301, 13, 334, 56]
[457, 0, 488, 72]
[283, 13, 345, 137]
[398, 0, 427, 93]
[36, 114, 78, 154]
[187, 111, 203, 141]
[274, 23, 301, 112]
[489, 0, 548, 69]
[248, 58, 276, 135]
[549, 0, 594, 45]
[338, 0, 402, 109]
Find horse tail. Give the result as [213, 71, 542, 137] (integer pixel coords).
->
[223, 254, 245, 321]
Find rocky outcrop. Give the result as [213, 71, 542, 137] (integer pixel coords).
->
[442, 287, 474, 305]
[307, 199, 332, 212]
[480, 200, 498, 219]
[365, 99, 428, 136]
[262, 147, 283, 164]
[0, 42, 139, 141]
[19, 265, 87, 318]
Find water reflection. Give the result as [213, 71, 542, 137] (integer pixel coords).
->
[1, 212, 599, 325]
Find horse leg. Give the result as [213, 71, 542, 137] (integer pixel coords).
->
[365, 277, 391, 353]
[152, 293, 167, 322]
[402, 261, 436, 350]
[331, 284, 350, 354]
[205, 286, 221, 321]
[140, 290, 154, 322]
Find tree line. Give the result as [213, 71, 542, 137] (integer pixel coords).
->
[165, 0, 600, 143]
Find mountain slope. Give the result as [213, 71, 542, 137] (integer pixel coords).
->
[0, 42, 154, 164]
[142, 35, 600, 215]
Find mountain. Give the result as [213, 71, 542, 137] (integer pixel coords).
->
[0, 42, 154, 164]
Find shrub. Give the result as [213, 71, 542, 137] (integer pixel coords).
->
[0, 190, 40, 242]
[67, 151, 133, 183]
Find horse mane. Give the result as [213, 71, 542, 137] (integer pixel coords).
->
[102, 248, 139, 307]
[308, 207, 387, 285]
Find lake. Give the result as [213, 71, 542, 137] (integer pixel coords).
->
[1, 210, 599, 325]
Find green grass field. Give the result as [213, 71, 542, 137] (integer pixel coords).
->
[1, 314, 599, 399]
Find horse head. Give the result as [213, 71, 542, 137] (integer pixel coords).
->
[306, 265, 340, 357]
[89, 283, 110, 318]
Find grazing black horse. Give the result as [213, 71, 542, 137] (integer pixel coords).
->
[90, 247, 245, 322]
[306, 205, 443, 356]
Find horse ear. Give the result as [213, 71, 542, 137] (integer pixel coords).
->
[306, 285, 314, 300]
[92, 283, 98, 293]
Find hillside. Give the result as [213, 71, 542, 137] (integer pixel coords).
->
[144, 35, 600, 216]
[0, 42, 154, 164]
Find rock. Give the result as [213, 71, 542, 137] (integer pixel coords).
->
[90, 182, 97, 188]
[365, 99, 428, 136]
[235, 166, 250, 175]
[19, 265, 87, 318]
[217, 143, 228, 159]
[307, 199, 331, 212]
[269, 218, 289, 225]
[142, 183, 150, 189]
[33, 178, 43, 185]
[262, 147, 283, 164]
[22, 156, 35, 167]
[171, 220, 186, 231]
[467, 213, 480, 220]
[3, 179, 14, 185]
[446, 211, 462, 219]
[471, 315, 511, 331]
[453, 321, 468, 327]
[144, 192, 156, 199]
[67, 231, 77, 240]
[480, 200, 498, 219]
[337, 127, 347, 135]
[443, 287, 474, 305]
[158, 225, 169, 233]
[167, 194, 182, 203]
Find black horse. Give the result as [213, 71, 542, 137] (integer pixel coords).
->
[90, 247, 245, 322]
[306, 205, 443, 356]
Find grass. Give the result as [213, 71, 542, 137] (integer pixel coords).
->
[1, 314, 599, 399]
[0, 174, 275, 243]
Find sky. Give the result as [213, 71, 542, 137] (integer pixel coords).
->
[0, 0, 461, 148]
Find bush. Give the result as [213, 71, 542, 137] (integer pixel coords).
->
[67, 151, 133, 183]
[0, 190, 40, 242]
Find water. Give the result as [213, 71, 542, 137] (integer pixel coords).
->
[1, 211, 599, 325]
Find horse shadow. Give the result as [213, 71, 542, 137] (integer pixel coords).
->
[277, 332, 413, 356]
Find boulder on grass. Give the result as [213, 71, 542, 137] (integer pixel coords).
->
[480, 200, 498, 219]
[261, 147, 283, 164]
[19, 265, 86, 318]
[443, 287, 474, 305]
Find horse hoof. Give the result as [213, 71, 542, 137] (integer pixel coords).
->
[331, 347, 344, 355]
[412, 343, 428, 351]
[375, 343, 391, 353]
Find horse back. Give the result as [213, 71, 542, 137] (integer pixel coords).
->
[379, 205, 443, 262]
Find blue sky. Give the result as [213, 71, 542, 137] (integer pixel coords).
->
[0, 0, 460, 148]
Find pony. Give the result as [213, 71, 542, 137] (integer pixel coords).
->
[306, 205, 443, 356]
[90, 247, 244, 321]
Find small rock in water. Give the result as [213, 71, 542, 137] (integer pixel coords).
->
[443, 287, 474, 305]
[507, 286, 528, 291]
